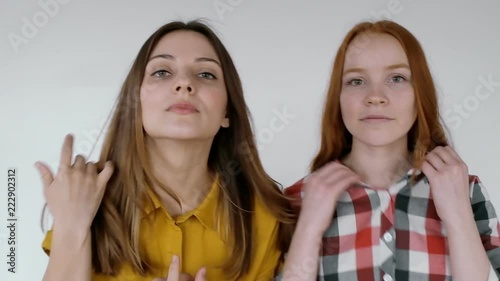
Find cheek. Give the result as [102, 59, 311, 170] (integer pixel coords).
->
[140, 91, 151, 112]
[140, 81, 168, 106]
[403, 92, 416, 113]
[203, 90, 228, 117]
[142, 76, 167, 94]
[139, 89, 162, 120]
[395, 95, 417, 123]
[340, 95, 358, 120]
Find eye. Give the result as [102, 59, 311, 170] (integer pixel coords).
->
[346, 78, 365, 86]
[198, 72, 216, 79]
[151, 69, 170, 77]
[389, 75, 407, 83]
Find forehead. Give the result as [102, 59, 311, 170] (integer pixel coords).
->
[150, 30, 218, 60]
[344, 32, 408, 68]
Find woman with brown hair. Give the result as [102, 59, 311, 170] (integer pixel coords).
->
[35, 20, 295, 281]
[279, 20, 500, 281]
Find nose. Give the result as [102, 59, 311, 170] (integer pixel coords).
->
[175, 85, 192, 92]
[173, 76, 194, 94]
[365, 85, 388, 105]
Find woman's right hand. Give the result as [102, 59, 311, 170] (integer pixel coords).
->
[298, 160, 361, 235]
[35, 134, 114, 232]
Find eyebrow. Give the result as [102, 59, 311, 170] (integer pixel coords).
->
[343, 63, 410, 74]
[148, 53, 221, 67]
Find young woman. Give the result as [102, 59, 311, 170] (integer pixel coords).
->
[35, 20, 295, 281]
[279, 20, 500, 281]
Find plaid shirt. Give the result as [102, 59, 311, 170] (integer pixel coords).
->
[283, 169, 500, 281]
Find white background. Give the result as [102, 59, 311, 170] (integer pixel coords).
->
[1, 0, 499, 280]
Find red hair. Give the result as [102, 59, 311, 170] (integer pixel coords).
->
[311, 20, 449, 173]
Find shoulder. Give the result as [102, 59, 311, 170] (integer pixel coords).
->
[252, 177, 306, 223]
[284, 177, 307, 194]
[283, 177, 307, 210]
[253, 195, 279, 227]
[423, 172, 496, 210]
[467, 174, 494, 204]
[468, 174, 482, 187]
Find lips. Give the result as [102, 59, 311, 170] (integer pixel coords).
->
[167, 102, 198, 114]
[360, 115, 394, 122]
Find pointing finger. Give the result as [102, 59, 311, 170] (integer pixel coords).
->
[166, 255, 180, 281]
[194, 267, 206, 281]
[58, 134, 74, 172]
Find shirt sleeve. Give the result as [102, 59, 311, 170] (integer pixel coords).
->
[251, 197, 285, 281]
[42, 229, 53, 256]
[255, 223, 282, 281]
[469, 176, 500, 279]
[273, 178, 312, 281]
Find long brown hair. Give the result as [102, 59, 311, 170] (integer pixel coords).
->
[311, 20, 449, 174]
[42, 20, 296, 279]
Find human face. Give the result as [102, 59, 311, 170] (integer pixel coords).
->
[140, 30, 229, 141]
[340, 32, 417, 149]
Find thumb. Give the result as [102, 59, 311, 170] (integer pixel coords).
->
[34, 161, 54, 190]
[97, 161, 114, 189]
[194, 267, 206, 281]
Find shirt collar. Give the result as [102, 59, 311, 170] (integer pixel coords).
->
[143, 174, 221, 231]
[144, 188, 162, 218]
[355, 168, 422, 191]
[186, 175, 220, 230]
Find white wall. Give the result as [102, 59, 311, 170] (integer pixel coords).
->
[1, 0, 499, 279]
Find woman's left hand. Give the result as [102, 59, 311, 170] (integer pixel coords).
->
[421, 145, 472, 225]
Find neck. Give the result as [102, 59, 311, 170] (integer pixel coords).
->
[147, 137, 214, 214]
[341, 137, 412, 189]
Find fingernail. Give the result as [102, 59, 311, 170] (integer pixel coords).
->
[172, 255, 178, 263]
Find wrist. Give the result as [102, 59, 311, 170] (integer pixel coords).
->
[53, 222, 91, 242]
[442, 208, 476, 233]
[295, 215, 327, 241]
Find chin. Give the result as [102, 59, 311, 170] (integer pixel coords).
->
[143, 126, 200, 139]
[355, 133, 407, 148]
[160, 132, 203, 140]
[148, 135, 205, 142]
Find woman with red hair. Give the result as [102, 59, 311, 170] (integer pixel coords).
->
[279, 20, 500, 281]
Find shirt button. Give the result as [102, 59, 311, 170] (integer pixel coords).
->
[383, 274, 393, 281]
[383, 232, 393, 242]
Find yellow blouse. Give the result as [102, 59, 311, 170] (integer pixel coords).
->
[42, 177, 282, 280]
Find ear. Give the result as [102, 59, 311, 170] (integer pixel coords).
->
[221, 117, 230, 128]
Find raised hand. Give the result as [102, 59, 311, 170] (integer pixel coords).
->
[35, 134, 114, 232]
[299, 160, 361, 235]
[421, 145, 472, 224]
